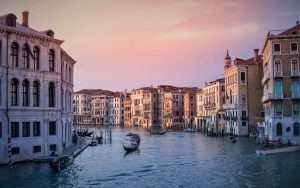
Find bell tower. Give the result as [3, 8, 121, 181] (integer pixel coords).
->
[224, 50, 231, 69]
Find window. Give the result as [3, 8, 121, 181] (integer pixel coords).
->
[291, 42, 298, 53]
[275, 80, 282, 95]
[33, 81, 40, 107]
[0, 122, 2, 138]
[241, 94, 246, 104]
[241, 72, 246, 83]
[49, 121, 56, 135]
[293, 104, 299, 115]
[10, 78, 18, 106]
[49, 82, 55, 107]
[22, 80, 29, 106]
[22, 44, 29, 69]
[33, 122, 40, 136]
[273, 43, 281, 53]
[11, 42, 18, 67]
[294, 123, 300, 136]
[274, 59, 281, 72]
[50, 144, 56, 151]
[275, 103, 282, 116]
[291, 58, 299, 71]
[276, 123, 283, 136]
[49, 49, 55, 71]
[11, 122, 19, 138]
[242, 122, 247, 126]
[33, 145, 41, 153]
[292, 80, 299, 94]
[11, 147, 20, 155]
[22, 122, 30, 137]
[33, 46, 39, 70]
[242, 111, 247, 117]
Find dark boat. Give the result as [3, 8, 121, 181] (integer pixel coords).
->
[49, 155, 73, 171]
[123, 142, 139, 152]
[89, 140, 98, 146]
[95, 136, 103, 143]
[231, 138, 237, 143]
[126, 133, 140, 144]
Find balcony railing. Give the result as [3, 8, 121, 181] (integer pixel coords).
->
[274, 71, 282, 77]
[204, 103, 216, 108]
[241, 116, 248, 121]
[291, 70, 300, 77]
[223, 103, 237, 109]
[262, 93, 283, 102]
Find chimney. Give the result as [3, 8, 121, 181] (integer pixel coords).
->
[253, 49, 259, 63]
[22, 11, 29, 27]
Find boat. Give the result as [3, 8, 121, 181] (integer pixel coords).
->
[256, 145, 300, 155]
[150, 129, 166, 135]
[95, 136, 103, 143]
[184, 128, 197, 132]
[126, 133, 140, 144]
[89, 139, 98, 146]
[231, 138, 236, 143]
[49, 155, 73, 171]
[123, 142, 139, 152]
[149, 126, 167, 135]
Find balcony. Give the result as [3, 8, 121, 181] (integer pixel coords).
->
[223, 103, 237, 109]
[204, 103, 216, 109]
[292, 92, 300, 99]
[241, 116, 248, 121]
[274, 71, 282, 77]
[262, 93, 283, 102]
[291, 70, 300, 77]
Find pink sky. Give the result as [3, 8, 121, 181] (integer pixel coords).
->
[1, 0, 299, 91]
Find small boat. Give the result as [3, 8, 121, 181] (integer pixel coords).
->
[231, 138, 236, 143]
[184, 128, 197, 133]
[256, 145, 300, 155]
[95, 136, 103, 143]
[123, 142, 139, 152]
[149, 126, 167, 135]
[126, 133, 140, 144]
[49, 155, 73, 171]
[89, 139, 98, 146]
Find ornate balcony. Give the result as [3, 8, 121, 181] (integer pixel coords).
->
[274, 71, 282, 77]
[241, 116, 248, 121]
[223, 103, 238, 109]
[291, 70, 300, 77]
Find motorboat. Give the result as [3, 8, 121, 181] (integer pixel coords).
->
[49, 155, 73, 171]
[256, 145, 300, 155]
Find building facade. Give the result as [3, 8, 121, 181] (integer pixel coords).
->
[223, 50, 263, 136]
[261, 22, 300, 143]
[124, 98, 132, 127]
[0, 12, 75, 164]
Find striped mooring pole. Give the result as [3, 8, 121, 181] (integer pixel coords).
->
[8, 136, 12, 167]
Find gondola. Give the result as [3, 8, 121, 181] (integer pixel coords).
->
[149, 128, 167, 135]
[126, 133, 140, 144]
[49, 155, 73, 171]
[123, 142, 139, 152]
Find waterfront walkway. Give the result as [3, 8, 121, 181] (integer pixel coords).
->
[63, 137, 90, 157]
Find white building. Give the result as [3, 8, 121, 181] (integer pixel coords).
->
[73, 90, 92, 125]
[0, 12, 76, 164]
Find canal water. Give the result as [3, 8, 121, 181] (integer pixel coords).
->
[0, 126, 300, 188]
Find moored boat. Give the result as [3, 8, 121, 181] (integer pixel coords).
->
[49, 155, 73, 171]
[256, 145, 300, 155]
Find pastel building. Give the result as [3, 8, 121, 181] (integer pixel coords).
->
[0, 12, 75, 164]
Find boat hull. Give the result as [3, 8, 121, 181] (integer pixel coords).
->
[256, 146, 300, 155]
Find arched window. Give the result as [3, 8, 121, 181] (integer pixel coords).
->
[10, 78, 18, 106]
[33, 46, 40, 70]
[22, 44, 29, 69]
[294, 122, 300, 136]
[22, 80, 29, 106]
[11, 42, 19, 67]
[49, 49, 55, 72]
[274, 59, 281, 72]
[49, 82, 55, 107]
[33, 80, 40, 107]
[276, 123, 282, 136]
[291, 58, 299, 71]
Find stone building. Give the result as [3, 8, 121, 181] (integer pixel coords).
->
[183, 88, 197, 129]
[223, 50, 263, 136]
[73, 90, 92, 125]
[124, 98, 132, 127]
[0, 12, 75, 164]
[109, 92, 127, 125]
[261, 22, 300, 143]
[163, 89, 184, 128]
[202, 79, 225, 134]
[195, 89, 204, 130]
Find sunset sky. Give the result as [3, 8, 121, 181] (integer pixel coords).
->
[1, 0, 299, 91]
